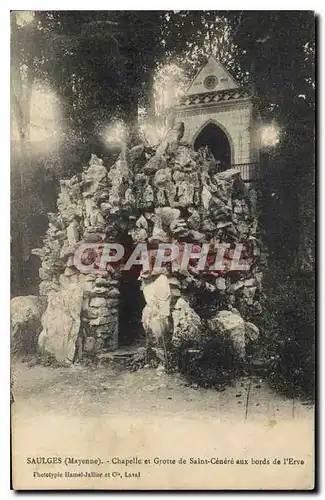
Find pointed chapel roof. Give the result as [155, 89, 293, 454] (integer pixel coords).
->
[184, 54, 239, 96]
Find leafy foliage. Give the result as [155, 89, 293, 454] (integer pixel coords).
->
[264, 270, 315, 400]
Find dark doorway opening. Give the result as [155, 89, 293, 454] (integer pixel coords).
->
[118, 273, 146, 347]
[118, 235, 146, 347]
[194, 122, 231, 170]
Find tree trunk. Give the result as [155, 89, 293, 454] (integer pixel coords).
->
[10, 12, 35, 292]
[147, 66, 156, 118]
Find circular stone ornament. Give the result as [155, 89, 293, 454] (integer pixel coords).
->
[204, 75, 218, 90]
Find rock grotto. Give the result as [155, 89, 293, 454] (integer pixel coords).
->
[20, 122, 266, 367]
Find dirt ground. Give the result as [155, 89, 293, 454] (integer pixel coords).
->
[11, 360, 314, 421]
[11, 361, 315, 490]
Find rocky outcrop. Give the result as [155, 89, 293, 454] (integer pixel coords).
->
[30, 122, 265, 364]
[11, 295, 46, 355]
[172, 298, 203, 347]
[208, 310, 260, 360]
[141, 275, 171, 344]
[208, 310, 246, 360]
[38, 279, 85, 363]
[33, 154, 121, 360]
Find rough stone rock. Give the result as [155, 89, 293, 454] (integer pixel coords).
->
[124, 187, 135, 207]
[173, 145, 197, 171]
[90, 287, 120, 298]
[129, 227, 148, 243]
[143, 153, 164, 175]
[89, 317, 110, 326]
[89, 297, 108, 308]
[39, 280, 60, 296]
[57, 181, 83, 222]
[83, 232, 105, 243]
[215, 277, 226, 291]
[168, 277, 181, 288]
[228, 281, 245, 294]
[81, 154, 107, 197]
[176, 180, 195, 206]
[83, 274, 97, 282]
[82, 297, 89, 311]
[149, 214, 169, 243]
[95, 277, 112, 287]
[38, 281, 85, 363]
[105, 288, 120, 298]
[64, 266, 77, 277]
[66, 221, 79, 245]
[136, 215, 148, 229]
[208, 310, 246, 360]
[216, 221, 232, 230]
[201, 185, 212, 210]
[245, 321, 260, 341]
[251, 301, 263, 315]
[201, 218, 217, 232]
[155, 207, 181, 226]
[59, 274, 72, 288]
[170, 218, 188, 237]
[59, 243, 77, 260]
[237, 221, 250, 236]
[107, 151, 130, 208]
[170, 288, 181, 297]
[31, 247, 46, 259]
[247, 187, 258, 213]
[11, 296, 46, 355]
[106, 299, 119, 308]
[241, 286, 257, 304]
[153, 167, 176, 206]
[87, 306, 110, 318]
[39, 268, 51, 281]
[188, 230, 205, 242]
[142, 275, 171, 343]
[142, 275, 170, 312]
[143, 184, 154, 205]
[229, 306, 241, 316]
[129, 143, 145, 163]
[155, 122, 184, 157]
[81, 280, 96, 297]
[215, 167, 241, 181]
[102, 323, 119, 350]
[84, 336, 96, 353]
[187, 208, 201, 230]
[100, 202, 112, 217]
[84, 308, 99, 319]
[243, 278, 257, 287]
[66, 255, 75, 267]
[172, 298, 202, 347]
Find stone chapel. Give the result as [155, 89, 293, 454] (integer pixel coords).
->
[170, 54, 263, 183]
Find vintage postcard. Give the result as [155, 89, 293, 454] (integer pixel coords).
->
[10, 10, 315, 490]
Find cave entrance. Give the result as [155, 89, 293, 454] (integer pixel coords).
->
[194, 122, 231, 170]
[117, 236, 146, 348]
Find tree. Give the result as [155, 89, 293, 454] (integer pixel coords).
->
[226, 11, 315, 266]
[11, 12, 38, 172]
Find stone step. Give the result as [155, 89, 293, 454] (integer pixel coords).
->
[98, 345, 146, 362]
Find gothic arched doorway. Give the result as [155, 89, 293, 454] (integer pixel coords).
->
[194, 122, 232, 171]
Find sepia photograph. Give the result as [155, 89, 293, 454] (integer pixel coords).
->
[10, 9, 315, 490]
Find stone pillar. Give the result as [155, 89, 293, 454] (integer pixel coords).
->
[82, 274, 120, 355]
